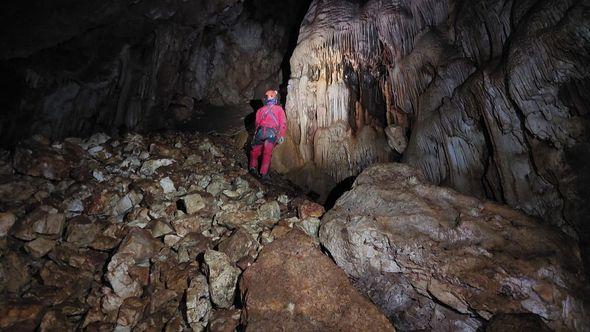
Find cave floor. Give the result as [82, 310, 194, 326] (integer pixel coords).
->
[0, 129, 337, 330]
[0, 129, 584, 331]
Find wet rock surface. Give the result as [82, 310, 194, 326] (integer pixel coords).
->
[240, 229, 395, 331]
[0, 131, 311, 331]
[320, 163, 589, 331]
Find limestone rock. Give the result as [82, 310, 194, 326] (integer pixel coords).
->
[257, 201, 281, 223]
[0, 301, 44, 331]
[203, 250, 240, 309]
[296, 217, 320, 238]
[171, 215, 211, 238]
[199, 139, 224, 158]
[49, 244, 108, 273]
[84, 189, 119, 216]
[147, 218, 174, 238]
[320, 163, 589, 331]
[24, 237, 56, 258]
[40, 260, 94, 291]
[90, 234, 121, 251]
[206, 178, 229, 197]
[269, 224, 292, 241]
[39, 310, 73, 332]
[186, 274, 211, 331]
[159, 176, 176, 194]
[80, 133, 111, 150]
[32, 207, 65, 238]
[297, 200, 325, 219]
[106, 253, 145, 300]
[384, 125, 408, 154]
[174, 233, 212, 263]
[140, 159, 174, 176]
[117, 227, 162, 261]
[12, 206, 65, 241]
[277, 194, 290, 205]
[209, 309, 241, 332]
[283, 0, 590, 271]
[214, 210, 257, 230]
[240, 229, 395, 331]
[181, 193, 206, 214]
[0, 131, 314, 331]
[66, 215, 100, 246]
[113, 191, 144, 218]
[218, 227, 258, 264]
[0, 252, 30, 293]
[0, 212, 16, 237]
[13, 147, 73, 181]
[116, 296, 146, 329]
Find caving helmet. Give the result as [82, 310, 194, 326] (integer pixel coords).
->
[263, 89, 279, 105]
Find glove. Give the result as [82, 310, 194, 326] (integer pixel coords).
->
[277, 137, 285, 145]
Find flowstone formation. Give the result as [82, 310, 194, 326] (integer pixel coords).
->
[0, 0, 311, 146]
[283, 0, 590, 264]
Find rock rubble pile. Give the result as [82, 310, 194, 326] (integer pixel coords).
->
[0, 131, 329, 331]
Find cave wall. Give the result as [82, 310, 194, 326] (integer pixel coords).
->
[284, 0, 590, 261]
[0, 0, 311, 146]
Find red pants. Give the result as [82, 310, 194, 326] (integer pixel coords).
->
[249, 141, 275, 175]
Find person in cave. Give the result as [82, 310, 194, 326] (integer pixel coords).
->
[249, 89, 287, 181]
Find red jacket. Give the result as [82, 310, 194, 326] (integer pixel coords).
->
[255, 104, 287, 138]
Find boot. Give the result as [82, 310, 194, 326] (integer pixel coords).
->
[249, 168, 259, 177]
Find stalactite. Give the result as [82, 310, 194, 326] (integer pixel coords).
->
[286, 0, 454, 182]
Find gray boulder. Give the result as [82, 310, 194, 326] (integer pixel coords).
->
[320, 163, 589, 331]
[203, 250, 240, 309]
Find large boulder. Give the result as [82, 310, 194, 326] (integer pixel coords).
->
[320, 163, 589, 331]
[240, 229, 395, 331]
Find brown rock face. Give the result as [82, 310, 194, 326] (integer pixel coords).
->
[240, 229, 395, 332]
[320, 163, 589, 331]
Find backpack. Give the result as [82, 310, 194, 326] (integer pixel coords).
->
[252, 105, 279, 145]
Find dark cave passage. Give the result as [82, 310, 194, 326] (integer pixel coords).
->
[0, 0, 314, 147]
[0, 0, 589, 331]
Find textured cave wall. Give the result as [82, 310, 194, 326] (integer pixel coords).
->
[0, 0, 311, 146]
[284, 0, 590, 265]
